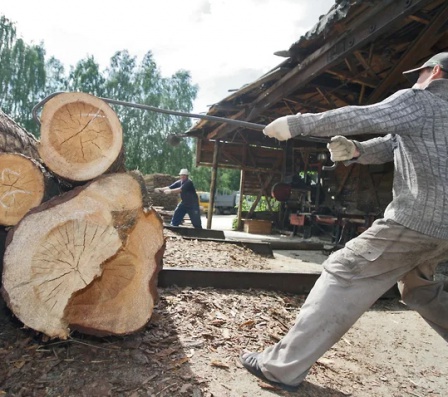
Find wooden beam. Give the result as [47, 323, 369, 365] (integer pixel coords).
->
[368, 2, 448, 103]
[354, 49, 376, 104]
[220, 149, 244, 167]
[207, 140, 220, 229]
[282, 99, 297, 115]
[247, 173, 275, 218]
[325, 69, 379, 88]
[237, 148, 247, 230]
[325, 91, 351, 107]
[195, 138, 203, 167]
[354, 50, 379, 81]
[256, 173, 275, 214]
[206, 109, 247, 140]
[407, 12, 430, 25]
[316, 87, 337, 108]
[344, 55, 359, 74]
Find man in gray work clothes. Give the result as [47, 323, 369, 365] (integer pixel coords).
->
[240, 52, 448, 392]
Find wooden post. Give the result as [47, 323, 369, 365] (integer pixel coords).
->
[247, 173, 274, 219]
[237, 144, 247, 231]
[237, 168, 246, 230]
[279, 145, 287, 228]
[207, 140, 220, 229]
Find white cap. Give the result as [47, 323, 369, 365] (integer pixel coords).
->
[179, 168, 189, 175]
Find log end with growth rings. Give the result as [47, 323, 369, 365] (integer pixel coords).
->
[1, 173, 165, 339]
[38, 92, 123, 182]
[0, 153, 45, 226]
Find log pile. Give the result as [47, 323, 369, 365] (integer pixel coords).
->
[0, 109, 40, 159]
[143, 173, 178, 210]
[0, 92, 165, 339]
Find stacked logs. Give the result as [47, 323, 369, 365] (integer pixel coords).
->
[0, 92, 165, 339]
[143, 173, 178, 210]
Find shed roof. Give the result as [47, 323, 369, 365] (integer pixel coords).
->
[188, 0, 448, 144]
[187, 0, 448, 195]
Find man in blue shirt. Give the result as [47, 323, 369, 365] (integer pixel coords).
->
[156, 169, 202, 229]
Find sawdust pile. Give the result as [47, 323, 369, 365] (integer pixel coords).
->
[0, 232, 446, 396]
[163, 230, 269, 270]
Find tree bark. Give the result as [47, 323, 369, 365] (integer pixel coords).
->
[0, 108, 40, 160]
[38, 92, 125, 183]
[1, 172, 165, 339]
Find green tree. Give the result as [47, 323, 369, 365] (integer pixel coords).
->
[191, 165, 211, 191]
[0, 15, 199, 177]
[155, 69, 198, 175]
[0, 15, 46, 135]
[104, 51, 198, 175]
[68, 56, 106, 96]
[44, 57, 69, 95]
[218, 169, 240, 192]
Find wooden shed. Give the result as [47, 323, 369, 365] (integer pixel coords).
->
[185, 0, 448, 238]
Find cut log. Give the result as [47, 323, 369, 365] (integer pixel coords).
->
[0, 108, 40, 160]
[1, 172, 165, 339]
[0, 153, 56, 226]
[0, 108, 73, 194]
[38, 92, 124, 182]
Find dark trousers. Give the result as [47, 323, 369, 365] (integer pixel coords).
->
[171, 202, 202, 229]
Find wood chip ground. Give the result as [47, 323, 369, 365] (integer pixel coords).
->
[0, 233, 447, 396]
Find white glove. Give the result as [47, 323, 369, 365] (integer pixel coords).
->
[163, 189, 172, 195]
[155, 188, 163, 193]
[327, 136, 357, 161]
[263, 116, 292, 141]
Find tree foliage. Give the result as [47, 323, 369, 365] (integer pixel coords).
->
[0, 16, 46, 133]
[102, 50, 198, 175]
[0, 14, 242, 193]
[0, 16, 199, 175]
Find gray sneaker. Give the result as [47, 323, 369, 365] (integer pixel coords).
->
[239, 352, 300, 392]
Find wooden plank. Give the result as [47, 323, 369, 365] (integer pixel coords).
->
[158, 268, 400, 298]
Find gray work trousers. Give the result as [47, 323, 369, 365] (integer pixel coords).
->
[258, 218, 448, 386]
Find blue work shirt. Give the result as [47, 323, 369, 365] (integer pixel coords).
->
[169, 178, 199, 207]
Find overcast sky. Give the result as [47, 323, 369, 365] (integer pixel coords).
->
[2, 0, 335, 113]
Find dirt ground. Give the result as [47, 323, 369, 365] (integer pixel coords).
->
[0, 228, 447, 397]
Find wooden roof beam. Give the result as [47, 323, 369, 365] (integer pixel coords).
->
[325, 91, 351, 107]
[220, 149, 244, 167]
[406, 12, 430, 25]
[282, 96, 331, 113]
[368, 2, 448, 103]
[325, 69, 378, 88]
[316, 87, 337, 108]
[344, 55, 359, 74]
[354, 50, 379, 80]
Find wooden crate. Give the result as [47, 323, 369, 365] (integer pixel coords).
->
[243, 219, 272, 234]
[289, 213, 305, 226]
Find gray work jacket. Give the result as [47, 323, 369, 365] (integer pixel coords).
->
[286, 79, 448, 239]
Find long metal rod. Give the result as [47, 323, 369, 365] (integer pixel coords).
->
[102, 97, 268, 131]
[32, 92, 329, 143]
[32, 92, 338, 170]
[32, 92, 266, 131]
